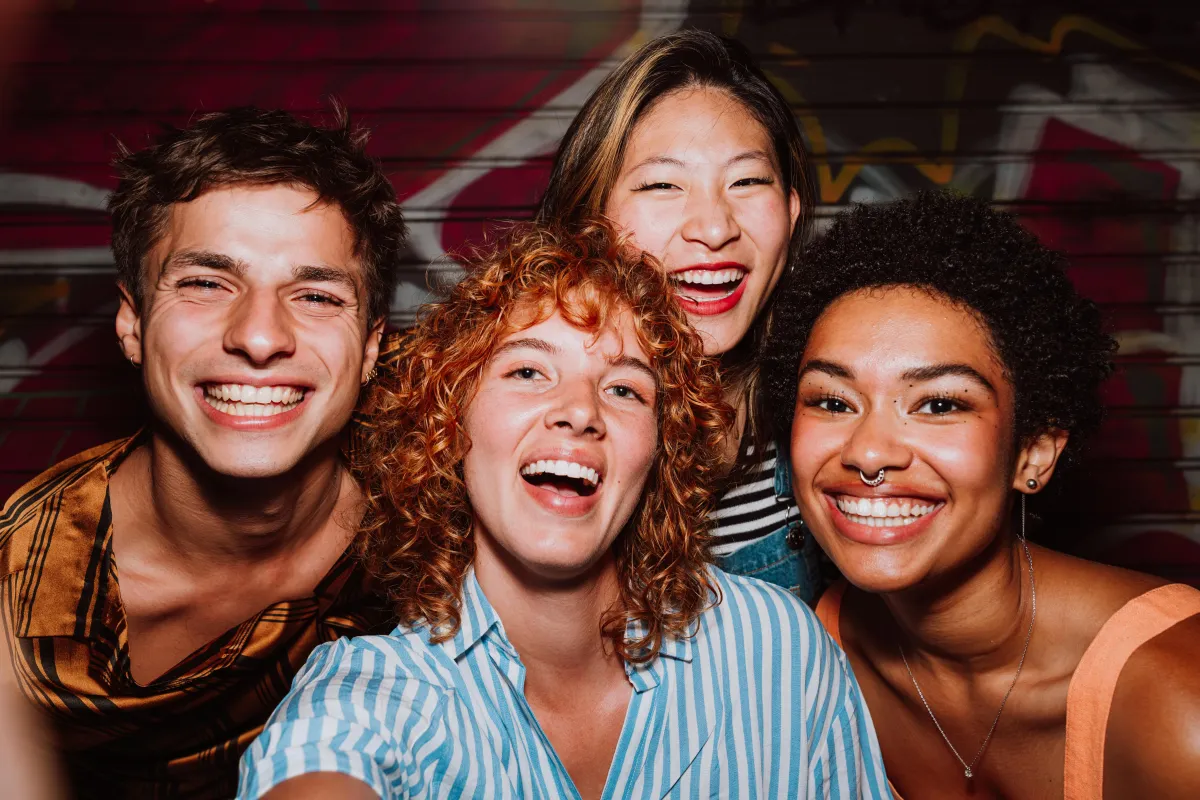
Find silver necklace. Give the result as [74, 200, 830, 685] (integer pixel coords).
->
[897, 493, 1037, 780]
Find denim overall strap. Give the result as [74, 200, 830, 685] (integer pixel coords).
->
[714, 440, 822, 604]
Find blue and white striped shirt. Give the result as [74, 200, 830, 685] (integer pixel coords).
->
[237, 568, 891, 799]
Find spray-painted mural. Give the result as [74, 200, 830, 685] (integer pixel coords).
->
[2, 1, 1198, 581]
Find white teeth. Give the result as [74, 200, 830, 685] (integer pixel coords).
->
[834, 495, 942, 520]
[203, 383, 304, 406]
[520, 459, 600, 487]
[670, 268, 745, 286]
[203, 394, 302, 417]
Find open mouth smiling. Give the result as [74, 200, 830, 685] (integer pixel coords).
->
[520, 459, 602, 498]
[201, 383, 307, 418]
[832, 495, 944, 528]
[669, 266, 747, 303]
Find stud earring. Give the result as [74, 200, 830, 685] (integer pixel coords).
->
[1026, 478, 1038, 490]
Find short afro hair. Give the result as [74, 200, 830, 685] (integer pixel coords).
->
[761, 190, 1117, 472]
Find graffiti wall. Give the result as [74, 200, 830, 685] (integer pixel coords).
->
[2, 1, 1199, 581]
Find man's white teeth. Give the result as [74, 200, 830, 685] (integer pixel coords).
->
[671, 268, 744, 286]
[203, 384, 304, 416]
[205, 384, 304, 404]
[835, 496, 941, 527]
[520, 460, 600, 487]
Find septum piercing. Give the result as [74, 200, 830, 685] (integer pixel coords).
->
[859, 468, 885, 487]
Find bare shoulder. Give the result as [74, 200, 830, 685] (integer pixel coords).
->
[261, 772, 380, 800]
[1033, 547, 1167, 651]
[1103, 609, 1200, 798]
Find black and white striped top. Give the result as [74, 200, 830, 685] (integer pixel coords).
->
[709, 441, 799, 557]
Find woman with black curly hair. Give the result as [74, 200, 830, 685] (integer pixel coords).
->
[761, 190, 1200, 798]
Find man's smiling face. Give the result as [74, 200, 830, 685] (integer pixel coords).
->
[118, 183, 381, 478]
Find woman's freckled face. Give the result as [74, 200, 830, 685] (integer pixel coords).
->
[788, 287, 1019, 593]
[604, 87, 800, 356]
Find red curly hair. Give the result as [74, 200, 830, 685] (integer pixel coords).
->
[354, 220, 733, 662]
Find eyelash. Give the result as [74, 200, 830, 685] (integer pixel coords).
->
[633, 181, 676, 191]
[505, 367, 647, 404]
[732, 176, 773, 187]
[299, 292, 343, 306]
[917, 394, 971, 415]
[633, 177, 774, 192]
[177, 277, 223, 291]
[805, 393, 854, 414]
[606, 384, 647, 404]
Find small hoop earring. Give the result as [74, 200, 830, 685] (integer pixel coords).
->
[859, 468, 885, 487]
[1026, 478, 1038, 490]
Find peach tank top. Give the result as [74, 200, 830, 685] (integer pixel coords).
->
[815, 580, 1200, 799]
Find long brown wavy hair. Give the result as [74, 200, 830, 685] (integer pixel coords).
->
[536, 29, 814, 471]
[355, 220, 734, 663]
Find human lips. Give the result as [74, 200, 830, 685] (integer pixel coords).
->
[518, 451, 605, 516]
[202, 382, 306, 417]
[669, 263, 748, 316]
[832, 494, 943, 528]
[823, 487, 945, 544]
[196, 380, 310, 429]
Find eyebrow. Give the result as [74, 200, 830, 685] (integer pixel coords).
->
[900, 363, 996, 395]
[627, 151, 774, 173]
[493, 338, 657, 383]
[292, 263, 360, 295]
[725, 150, 774, 168]
[161, 249, 244, 278]
[161, 250, 359, 294]
[628, 155, 686, 171]
[797, 359, 854, 381]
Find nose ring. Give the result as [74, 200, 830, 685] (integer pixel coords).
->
[859, 469, 885, 487]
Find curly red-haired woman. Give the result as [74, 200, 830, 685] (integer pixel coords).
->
[236, 221, 889, 800]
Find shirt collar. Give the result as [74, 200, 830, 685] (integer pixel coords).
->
[443, 569, 506, 661]
[442, 568, 696, 666]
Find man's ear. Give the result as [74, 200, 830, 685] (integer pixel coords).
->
[115, 283, 143, 367]
[361, 317, 386, 384]
[1013, 429, 1069, 493]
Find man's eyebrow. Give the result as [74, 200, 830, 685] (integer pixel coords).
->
[492, 338, 560, 358]
[900, 363, 997, 395]
[797, 359, 854, 381]
[608, 353, 657, 384]
[161, 249, 244, 277]
[293, 264, 359, 293]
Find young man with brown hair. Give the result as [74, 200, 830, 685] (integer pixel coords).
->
[0, 105, 405, 799]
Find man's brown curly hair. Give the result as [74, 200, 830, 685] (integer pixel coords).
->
[354, 220, 734, 663]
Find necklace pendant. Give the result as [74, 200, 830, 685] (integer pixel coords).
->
[964, 768, 973, 779]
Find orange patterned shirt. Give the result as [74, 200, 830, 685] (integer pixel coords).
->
[0, 435, 392, 799]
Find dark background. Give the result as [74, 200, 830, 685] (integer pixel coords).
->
[2, 0, 1198, 583]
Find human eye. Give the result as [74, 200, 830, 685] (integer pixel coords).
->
[633, 181, 679, 192]
[296, 291, 344, 307]
[605, 383, 648, 404]
[177, 277, 225, 292]
[805, 394, 854, 414]
[915, 395, 970, 415]
[731, 176, 774, 188]
[505, 365, 546, 381]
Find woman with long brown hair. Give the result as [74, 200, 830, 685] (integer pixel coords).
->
[537, 29, 821, 600]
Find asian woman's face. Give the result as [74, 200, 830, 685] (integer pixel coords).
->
[462, 308, 658, 583]
[789, 287, 1055, 593]
[606, 87, 800, 356]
